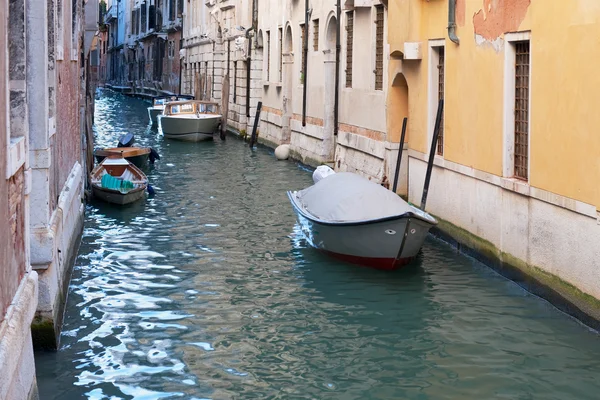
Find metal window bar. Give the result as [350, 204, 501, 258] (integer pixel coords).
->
[346, 11, 354, 88]
[436, 47, 445, 156]
[375, 6, 384, 90]
[313, 19, 319, 51]
[279, 28, 283, 82]
[514, 41, 530, 180]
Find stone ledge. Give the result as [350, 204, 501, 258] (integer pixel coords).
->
[0, 271, 39, 400]
[408, 149, 596, 219]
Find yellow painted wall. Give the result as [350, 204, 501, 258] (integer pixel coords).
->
[388, 0, 600, 208]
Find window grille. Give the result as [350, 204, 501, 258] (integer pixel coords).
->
[313, 19, 319, 51]
[278, 27, 283, 82]
[514, 41, 530, 180]
[375, 6, 384, 90]
[437, 47, 445, 156]
[345, 11, 354, 88]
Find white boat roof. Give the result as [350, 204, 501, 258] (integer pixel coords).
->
[102, 158, 129, 166]
[296, 172, 415, 222]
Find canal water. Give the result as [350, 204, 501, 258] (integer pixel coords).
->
[35, 92, 600, 399]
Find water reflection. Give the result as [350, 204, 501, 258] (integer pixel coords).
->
[35, 93, 600, 400]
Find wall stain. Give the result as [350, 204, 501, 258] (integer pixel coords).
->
[456, 0, 466, 27]
[473, 0, 531, 41]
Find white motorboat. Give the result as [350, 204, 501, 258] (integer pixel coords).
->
[159, 100, 222, 142]
[147, 95, 194, 125]
[287, 172, 437, 270]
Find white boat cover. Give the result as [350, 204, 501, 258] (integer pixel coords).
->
[296, 172, 414, 222]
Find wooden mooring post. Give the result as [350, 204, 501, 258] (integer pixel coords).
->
[249, 101, 263, 148]
[220, 74, 230, 140]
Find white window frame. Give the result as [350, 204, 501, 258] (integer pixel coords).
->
[427, 39, 445, 156]
[503, 31, 532, 180]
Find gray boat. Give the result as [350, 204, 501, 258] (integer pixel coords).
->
[287, 172, 437, 270]
[159, 100, 222, 142]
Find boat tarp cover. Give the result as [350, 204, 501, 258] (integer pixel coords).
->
[297, 172, 413, 222]
[101, 174, 135, 193]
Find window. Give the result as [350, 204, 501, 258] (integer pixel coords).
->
[233, 61, 237, 103]
[514, 41, 530, 180]
[300, 23, 306, 83]
[168, 40, 175, 59]
[72, 0, 78, 57]
[428, 41, 445, 157]
[278, 27, 283, 82]
[266, 30, 271, 81]
[313, 19, 319, 51]
[141, 2, 147, 33]
[436, 47, 445, 155]
[503, 33, 531, 181]
[169, 0, 175, 21]
[345, 11, 353, 88]
[374, 6, 384, 90]
[57, 0, 64, 59]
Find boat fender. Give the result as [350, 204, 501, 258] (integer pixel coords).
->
[149, 148, 161, 164]
[275, 144, 290, 160]
[312, 165, 335, 183]
[147, 184, 155, 196]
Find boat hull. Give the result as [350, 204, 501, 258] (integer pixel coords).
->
[92, 186, 146, 205]
[148, 107, 163, 125]
[160, 115, 221, 142]
[288, 193, 434, 270]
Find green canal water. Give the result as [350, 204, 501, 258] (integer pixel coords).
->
[35, 92, 600, 399]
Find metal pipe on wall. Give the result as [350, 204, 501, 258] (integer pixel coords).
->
[448, 0, 460, 44]
[334, 0, 340, 136]
[302, 0, 309, 126]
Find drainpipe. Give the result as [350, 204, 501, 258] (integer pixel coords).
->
[448, 0, 460, 44]
[246, 0, 257, 118]
[302, 0, 309, 126]
[333, 0, 340, 136]
[179, 8, 184, 94]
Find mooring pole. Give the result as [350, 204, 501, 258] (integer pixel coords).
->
[249, 101, 263, 148]
[420, 99, 444, 210]
[392, 117, 408, 193]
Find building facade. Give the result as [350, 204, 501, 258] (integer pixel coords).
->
[1, 0, 96, 395]
[387, 0, 600, 303]
[182, 0, 259, 134]
[254, 1, 395, 186]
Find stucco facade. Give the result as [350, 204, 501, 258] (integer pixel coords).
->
[256, 0, 395, 186]
[388, 0, 600, 304]
[182, 0, 259, 134]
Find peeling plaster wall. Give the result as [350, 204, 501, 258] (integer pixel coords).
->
[387, 0, 600, 303]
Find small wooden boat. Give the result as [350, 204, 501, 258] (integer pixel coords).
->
[148, 95, 194, 125]
[91, 158, 148, 205]
[94, 147, 151, 169]
[287, 172, 437, 270]
[159, 100, 222, 142]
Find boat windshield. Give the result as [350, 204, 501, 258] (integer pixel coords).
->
[198, 104, 218, 113]
[170, 103, 194, 114]
[154, 98, 167, 106]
